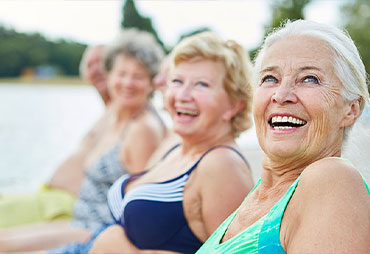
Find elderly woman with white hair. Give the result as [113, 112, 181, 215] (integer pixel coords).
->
[197, 19, 370, 253]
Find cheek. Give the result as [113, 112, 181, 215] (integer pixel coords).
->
[253, 88, 270, 143]
[164, 88, 176, 112]
[253, 88, 269, 122]
[305, 87, 343, 147]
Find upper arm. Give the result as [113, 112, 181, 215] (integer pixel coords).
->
[286, 158, 370, 253]
[197, 148, 254, 236]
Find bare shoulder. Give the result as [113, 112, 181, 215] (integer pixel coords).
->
[126, 111, 164, 142]
[198, 147, 250, 175]
[284, 157, 370, 253]
[196, 146, 254, 188]
[299, 157, 368, 197]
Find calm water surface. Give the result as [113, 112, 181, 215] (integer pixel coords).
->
[0, 83, 104, 193]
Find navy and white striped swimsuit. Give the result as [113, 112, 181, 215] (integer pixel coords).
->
[107, 145, 249, 253]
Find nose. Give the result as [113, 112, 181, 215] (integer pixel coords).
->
[271, 79, 297, 104]
[120, 75, 136, 88]
[176, 83, 192, 102]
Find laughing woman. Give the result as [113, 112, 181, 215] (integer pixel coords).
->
[85, 31, 256, 254]
[0, 28, 166, 252]
[197, 20, 370, 253]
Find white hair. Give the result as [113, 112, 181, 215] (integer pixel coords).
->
[254, 19, 370, 140]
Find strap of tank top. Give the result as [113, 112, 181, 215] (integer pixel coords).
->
[187, 145, 250, 175]
[258, 176, 301, 254]
[160, 143, 181, 161]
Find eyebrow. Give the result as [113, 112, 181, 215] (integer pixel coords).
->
[260, 65, 322, 74]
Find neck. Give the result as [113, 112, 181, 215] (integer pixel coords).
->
[180, 131, 235, 157]
[260, 145, 342, 189]
[109, 102, 148, 124]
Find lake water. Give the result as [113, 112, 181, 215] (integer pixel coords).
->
[0, 83, 105, 194]
[0, 83, 262, 194]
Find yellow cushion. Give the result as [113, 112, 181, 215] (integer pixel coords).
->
[0, 184, 76, 229]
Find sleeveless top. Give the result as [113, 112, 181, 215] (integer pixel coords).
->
[107, 145, 249, 254]
[72, 144, 126, 232]
[72, 105, 165, 232]
[196, 157, 370, 254]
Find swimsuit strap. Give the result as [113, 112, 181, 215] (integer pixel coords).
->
[160, 143, 181, 161]
[258, 176, 301, 254]
[187, 145, 250, 176]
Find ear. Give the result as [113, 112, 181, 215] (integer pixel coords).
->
[343, 97, 361, 127]
[222, 100, 246, 121]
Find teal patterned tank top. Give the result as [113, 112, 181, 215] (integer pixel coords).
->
[196, 157, 370, 254]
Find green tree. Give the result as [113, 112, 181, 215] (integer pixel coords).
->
[0, 25, 86, 77]
[341, 0, 370, 92]
[121, 0, 166, 51]
[249, 0, 311, 61]
[267, 0, 310, 33]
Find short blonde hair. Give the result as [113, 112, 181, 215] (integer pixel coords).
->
[170, 32, 254, 137]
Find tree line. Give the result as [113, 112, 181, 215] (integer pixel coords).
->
[0, 0, 369, 92]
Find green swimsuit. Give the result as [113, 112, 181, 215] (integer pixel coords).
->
[196, 158, 370, 254]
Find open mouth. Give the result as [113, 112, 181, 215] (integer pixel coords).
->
[268, 115, 307, 130]
[176, 109, 199, 117]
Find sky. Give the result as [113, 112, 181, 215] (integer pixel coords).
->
[0, 0, 343, 51]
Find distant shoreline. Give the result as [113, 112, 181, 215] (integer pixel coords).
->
[0, 76, 87, 86]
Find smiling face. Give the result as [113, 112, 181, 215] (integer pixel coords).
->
[254, 35, 351, 166]
[107, 54, 153, 109]
[166, 59, 235, 141]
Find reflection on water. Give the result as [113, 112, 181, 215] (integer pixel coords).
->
[0, 83, 104, 193]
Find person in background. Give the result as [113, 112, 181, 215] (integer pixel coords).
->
[197, 19, 370, 254]
[0, 28, 166, 252]
[0, 44, 110, 230]
[87, 31, 255, 254]
[148, 54, 181, 162]
[79, 44, 111, 106]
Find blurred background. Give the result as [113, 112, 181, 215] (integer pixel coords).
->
[0, 0, 369, 193]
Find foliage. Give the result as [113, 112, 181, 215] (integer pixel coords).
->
[177, 27, 212, 43]
[341, 0, 370, 92]
[249, 0, 311, 61]
[267, 0, 310, 33]
[0, 26, 86, 77]
[121, 0, 166, 52]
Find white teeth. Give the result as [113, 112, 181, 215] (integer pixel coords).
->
[176, 109, 199, 116]
[274, 126, 294, 130]
[270, 115, 307, 129]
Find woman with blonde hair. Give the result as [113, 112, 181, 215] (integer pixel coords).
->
[62, 31, 256, 254]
